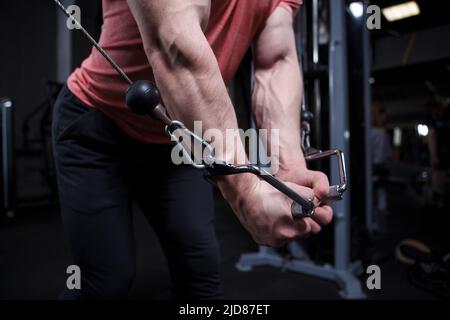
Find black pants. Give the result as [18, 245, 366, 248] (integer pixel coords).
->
[52, 86, 222, 299]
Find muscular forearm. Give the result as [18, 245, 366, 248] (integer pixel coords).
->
[252, 57, 304, 171]
[148, 37, 242, 161]
[251, 7, 305, 174]
[127, 0, 256, 199]
[151, 45, 258, 198]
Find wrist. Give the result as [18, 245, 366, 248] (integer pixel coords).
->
[216, 173, 259, 206]
[279, 150, 306, 172]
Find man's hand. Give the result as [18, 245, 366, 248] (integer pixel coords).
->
[276, 160, 333, 227]
[218, 174, 332, 247]
[277, 158, 330, 200]
[251, 6, 333, 230]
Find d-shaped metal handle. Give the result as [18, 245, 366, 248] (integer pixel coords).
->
[305, 149, 348, 205]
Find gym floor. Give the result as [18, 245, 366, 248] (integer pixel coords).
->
[0, 188, 442, 300]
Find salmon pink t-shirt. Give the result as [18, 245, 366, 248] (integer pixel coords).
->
[68, 0, 302, 144]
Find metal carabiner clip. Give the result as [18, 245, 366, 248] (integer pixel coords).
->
[165, 121, 215, 169]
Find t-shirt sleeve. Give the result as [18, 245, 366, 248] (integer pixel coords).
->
[278, 0, 302, 16]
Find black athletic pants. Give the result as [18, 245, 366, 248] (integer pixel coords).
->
[52, 85, 222, 299]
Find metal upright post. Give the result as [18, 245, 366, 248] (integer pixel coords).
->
[329, 0, 350, 272]
[311, 0, 323, 150]
[1, 98, 15, 217]
[56, 0, 73, 83]
[362, 4, 374, 234]
[329, 0, 365, 298]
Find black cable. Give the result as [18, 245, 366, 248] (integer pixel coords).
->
[52, 0, 133, 86]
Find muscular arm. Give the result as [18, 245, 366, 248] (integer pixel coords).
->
[127, 0, 331, 246]
[127, 0, 245, 163]
[252, 6, 305, 172]
[127, 0, 255, 199]
[252, 6, 330, 200]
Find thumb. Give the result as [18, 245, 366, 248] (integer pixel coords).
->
[284, 181, 315, 203]
[305, 170, 330, 201]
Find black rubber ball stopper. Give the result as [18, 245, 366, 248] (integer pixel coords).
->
[125, 80, 161, 115]
[301, 110, 314, 122]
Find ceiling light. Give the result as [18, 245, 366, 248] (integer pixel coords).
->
[382, 1, 420, 22]
[349, 2, 364, 18]
[417, 124, 429, 137]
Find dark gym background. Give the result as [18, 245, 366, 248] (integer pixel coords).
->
[1, 0, 449, 300]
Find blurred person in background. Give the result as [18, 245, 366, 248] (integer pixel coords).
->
[426, 100, 450, 210]
[371, 102, 393, 231]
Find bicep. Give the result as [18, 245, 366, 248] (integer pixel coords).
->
[127, 0, 211, 62]
[127, 0, 210, 33]
[253, 6, 298, 70]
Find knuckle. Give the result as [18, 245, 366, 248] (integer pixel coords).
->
[324, 212, 333, 224]
[306, 189, 315, 200]
[315, 172, 330, 192]
[312, 224, 322, 234]
[321, 208, 334, 224]
[303, 220, 312, 234]
[317, 171, 329, 183]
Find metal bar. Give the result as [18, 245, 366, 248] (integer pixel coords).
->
[329, 0, 351, 270]
[312, 0, 323, 151]
[1, 98, 15, 217]
[305, 149, 347, 188]
[312, 0, 319, 65]
[56, 0, 72, 82]
[362, 3, 374, 233]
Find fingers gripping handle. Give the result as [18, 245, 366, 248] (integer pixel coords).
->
[207, 163, 316, 218]
[259, 174, 315, 218]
